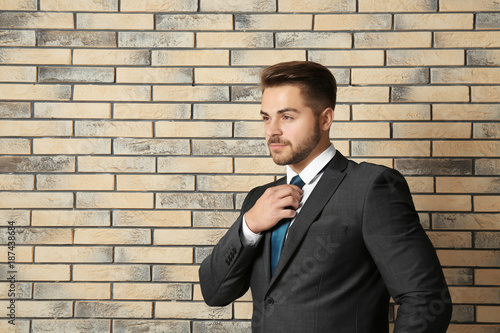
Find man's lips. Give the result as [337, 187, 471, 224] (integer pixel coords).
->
[269, 143, 287, 151]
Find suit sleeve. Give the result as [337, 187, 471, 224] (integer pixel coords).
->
[362, 168, 452, 333]
[199, 187, 262, 306]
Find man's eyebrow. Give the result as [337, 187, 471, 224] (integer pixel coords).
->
[260, 108, 299, 115]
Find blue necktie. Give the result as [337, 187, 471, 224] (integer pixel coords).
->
[271, 175, 305, 275]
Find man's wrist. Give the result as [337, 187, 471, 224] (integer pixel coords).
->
[241, 214, 262, 247]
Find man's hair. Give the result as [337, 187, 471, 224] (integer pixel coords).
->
[260, 61, 337, 113]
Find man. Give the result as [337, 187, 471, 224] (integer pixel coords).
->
[199, 61, 452, 332]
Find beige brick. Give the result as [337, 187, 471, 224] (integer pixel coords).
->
[235, 14, 310, 30]
[433, 213, 500, 230]
[38, 66, 114, 83]
[277, 32, 351, 48]
[201, 0, 275, 12]
[413, 195, 471, 211]
[156, 121, 231, 138]
[234, 157, 285, 174]
[118, 31, 193, 48]
[0, 120, 71, 136]
[393, 122, 471, 139]
[0, 139, 30, 154]
[116, 67, 191, 84]
[434, 141, 500, 157]
[0, 246, 32, 262]
[75, 120, 152, 137]
[310, 50, 384, 66]
[427, 231, 472, 248]
[197, 175, 273, 192]
[152, 50, 229, 66]
[475, 196, 500, 212]
[77, 13, 153, 30]
[475, 123, 500, 139]
[436, 32, 500, 48]
[115, 247, 192, 264]
[0, 48, 71, 64]
[76, 301, 152, 319]
[0, 102, 31, 118]
[114, 320, 190, 332]
[392, 86, 469, 102]
[433, 68, 500, 84]
[231, 50, 306, 66]
[153, 265, 199, 282]
[333, 105, 351, 121]
[338, 87, 389, 103]
[0, 30, 35, 46]
[38, 31, 116, 48]
[154, 86, 229, 102]
[0, 12, 73, 29]
[192, 139, 268, 156]
[330, 122, 390, 139]
[73, 264, 150, 282]
[78, 156, 155, 173]
[34, 283, 110, 299]
[158, 157, 232, 174]
[443, 268, 473, 285]
[0, 0, 36, 10]
[73, 49, 149, 66]
[352, 141, 430, 157]
[113, 210, 191, 227]
[33, 138, 111, 155]
[0, 84, 71, 101]
[0, 282, 31, 298]
[352, 68, 428, 85]
[406, 176, 433, 193]
[158, 14, 232, 30]
[32, 210, 110, 227]
[8, 300, 72, 318]
[114, 283, 191, 300]
[75, 228, 150, 245]
[433, 104, 500, 121]
[121, 0, 196, 12]
[37, 174, 114, 191]
[1, 264, 70, 281]
[0, 66, 36, 82]
[233, 121, 263, 138]
[440, 0, 499, 11]
[476, 269, 500, 285]
[40, 0, 117, 11]
[114, 139, 190, 155]
[36, 246, 112, 263]
[359, 0, 436, 12]
[234, 302, 252, 319]
[32, 320, 110, 333]
[114, 103, 190, 120]
[472, 86, 500, 103]
[197, 32, 273, 48]
[0, 210, 30, 227]
[193, 211, 239, 228]
[352, 104, 430, 121]
[355, 32, 431, 48]
[451, 287, 500, 305]
[74, 85, 151, 102]
[154, 229, 226, 246]
[77, 192, 154, 209]
[196, 67, 260, 84]
[437, 177, 500, 194]
[316, 14, 390, 30]
[35, 102, 111, 119]
[387, 49, 464, 66]
[0, 192, 73, 208]
[117, 175, 194, 191]
[477, 306, 500, 323]
[476, 159, 500, 176]
[156, 301, 231, 319]
[0, 174, 33, 190]
[279, 0, 354, 12]
[157, 193, 233, 209]
[395, 14, 472, 30]
[1, 227, 71, 245]
[194, 104, 259, 120]
[0, 156, 75, 173]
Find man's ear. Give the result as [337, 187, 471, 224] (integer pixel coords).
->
[320, 107, 334, 131]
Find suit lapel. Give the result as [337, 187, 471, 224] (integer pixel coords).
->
[269, 152, 349, 286]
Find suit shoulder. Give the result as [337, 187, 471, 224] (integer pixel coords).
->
[346, 159, 405, 183]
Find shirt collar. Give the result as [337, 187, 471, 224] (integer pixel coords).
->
[286, 144, 336, 185]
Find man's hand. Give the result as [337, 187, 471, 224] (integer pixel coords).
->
[245, 185, 303, 234]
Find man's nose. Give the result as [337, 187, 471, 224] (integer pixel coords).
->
[266, 118, 282, 137]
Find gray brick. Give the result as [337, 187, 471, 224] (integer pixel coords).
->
[114, 139, 190, 155]
[0, 29, 35, 46]
[38, 31, 116, 47]
[38, 67, 115, 83]
[114, 320, 190, 333]
[0, 156, 75, 173]
[32, 319, 110, 333]
[157, 193, 233, 209]
[193, 211, 239, 228]
[477, 13, 500, 30]
[0, 102, 30, 118]
[193, 321, 252, 333]
[0, 228, 72, 245]
[467, 50, 500, 66]
[195, 247, 213, 263]
[118, 32, 193, 48]
[276, 32, 351, 48]
[395, 158, 472, 175]
[476, 159, 500, 175]
[156, 14, 232, 30]
[231, 86, 262, 102]
[192, 139, 268, 156]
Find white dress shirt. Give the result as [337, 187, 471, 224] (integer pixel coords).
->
[242, 144, 337, 246]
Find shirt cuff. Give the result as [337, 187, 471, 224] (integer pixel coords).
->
[241, 214, 262, 247]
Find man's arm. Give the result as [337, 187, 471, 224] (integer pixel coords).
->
[362, 168, 452, 333]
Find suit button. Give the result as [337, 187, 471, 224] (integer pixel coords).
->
[265, 297, 274, 305]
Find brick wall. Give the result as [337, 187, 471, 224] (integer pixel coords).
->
[0, 0, 498, 332]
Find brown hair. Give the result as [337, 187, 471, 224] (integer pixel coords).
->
[260, 61, 337, 113]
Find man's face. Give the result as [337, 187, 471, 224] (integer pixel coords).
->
[260, 85, 321, 167]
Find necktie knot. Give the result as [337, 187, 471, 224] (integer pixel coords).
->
[290, 175, 305, 189]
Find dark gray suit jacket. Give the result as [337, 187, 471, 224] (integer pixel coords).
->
[199, 152, 452, 332]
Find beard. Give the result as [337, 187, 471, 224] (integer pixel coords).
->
[268, 122, 321, 166]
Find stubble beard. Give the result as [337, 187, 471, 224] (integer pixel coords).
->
[268, 123, 321, 166]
